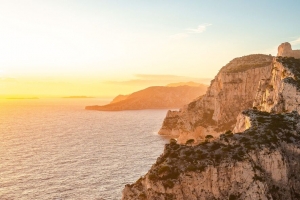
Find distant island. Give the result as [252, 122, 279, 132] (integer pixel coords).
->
[85, 82, 208, 111]
[63, 96, 94, 99]
[6, 97, 39, 100]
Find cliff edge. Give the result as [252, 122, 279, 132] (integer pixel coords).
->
[159, 54, 273, 144]
[122, 42, 300, 200]
[123, 110, 300, 200]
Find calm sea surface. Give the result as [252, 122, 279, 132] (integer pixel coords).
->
[0, 99, 169, 200]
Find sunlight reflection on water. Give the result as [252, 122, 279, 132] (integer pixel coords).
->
[0, 99, 169, 199]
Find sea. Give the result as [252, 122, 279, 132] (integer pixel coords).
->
[0, 98, 170, 200]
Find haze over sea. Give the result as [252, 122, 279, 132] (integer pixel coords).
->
[0, 99, 169, 200]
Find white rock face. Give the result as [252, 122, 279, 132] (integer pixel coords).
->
[159, 43, 300, 145]
[232, 112, 251, 133]
[277, 42, 300, 58]
[253, 57, 300, 113]
[159, 54, 273, 144]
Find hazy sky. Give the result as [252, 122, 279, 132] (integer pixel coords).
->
[1, 0, 300, 97]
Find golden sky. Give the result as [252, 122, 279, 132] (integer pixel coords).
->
[1, 1, 300, 98]
[0, 74, 210, 98]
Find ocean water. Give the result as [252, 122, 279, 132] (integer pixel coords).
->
[0, 99, 169, 200]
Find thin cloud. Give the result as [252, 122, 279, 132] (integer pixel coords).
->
[186, 23, 212, 33]
[169, 23, 212, 40]
[291, 37, 300, 45]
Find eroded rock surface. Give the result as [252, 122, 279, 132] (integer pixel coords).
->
[159, 54, 273, 143]
[122, 43, 300, 200]
[123, 110, 300, 200]
[254, 57, 300, 113]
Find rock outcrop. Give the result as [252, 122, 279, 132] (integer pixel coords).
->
[123, 110, 300, 200]
[277, 42, 300, 58]
[254, 56, 300, 113]
[86, 85, 207, 111]
[122, 42, 300, 200]
[159, 54, 273, 143]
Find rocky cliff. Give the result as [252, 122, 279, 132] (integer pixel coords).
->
[253, 56, 300, 114]
[122, 42, 300, 200]
[123, 109, 300, 200]
[159, 54, 273, 144]
[85, 85, 207, 111]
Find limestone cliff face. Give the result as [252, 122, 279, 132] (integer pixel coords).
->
[159, 54, 273, 144]
[123, 110, 300, 200]
[254, 56, 300, 113]
[122, 43, 300, 200]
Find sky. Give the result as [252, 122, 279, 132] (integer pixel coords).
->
[1, 0, 300, 98]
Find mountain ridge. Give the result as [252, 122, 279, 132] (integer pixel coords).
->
[86, 84, 207, 111]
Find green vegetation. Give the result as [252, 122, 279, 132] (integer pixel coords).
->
[277, 57, 300, 89]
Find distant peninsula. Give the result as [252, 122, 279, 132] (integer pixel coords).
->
[85, 82, 208, 111]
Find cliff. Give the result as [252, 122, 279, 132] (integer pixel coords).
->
[159, 54, 273, 144]
[85, 85, 207, 111]
[253, 56, 300, 114]
[122, 42, 300, 199]
[123, 109, 300, 200]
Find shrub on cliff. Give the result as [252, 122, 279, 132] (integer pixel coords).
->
[170, 138, 177, 144]
[163, 179, 174, 188]
[158, 165, 170, 174]
[185, 139, 195, 145]
[205, 134, 214, 142]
